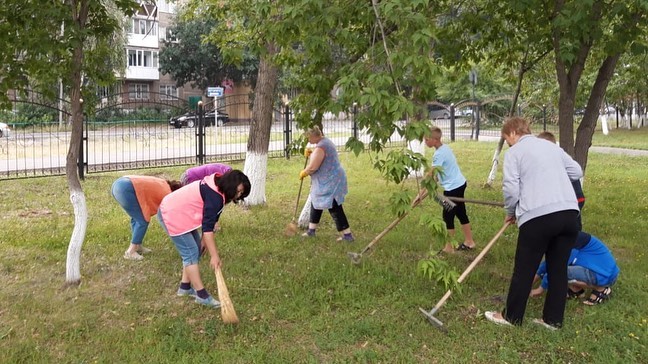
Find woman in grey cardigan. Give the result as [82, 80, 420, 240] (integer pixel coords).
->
[485, 117, 583, 330]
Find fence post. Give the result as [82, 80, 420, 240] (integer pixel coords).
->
[542, 104, 547, 131]
[78, 99, 85, 181]
[450, 103, 456, 142]
[197, 101, 204, 165]
[475, 100, 481, 140]
[284, 104, 291, 160]
[352, 102, 358, 140]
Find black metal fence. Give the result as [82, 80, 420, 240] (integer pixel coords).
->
[0, 94, 560, 180]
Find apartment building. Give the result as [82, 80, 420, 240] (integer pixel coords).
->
[118, 0, 203, 105]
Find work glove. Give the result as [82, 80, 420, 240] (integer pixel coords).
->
[304, 148, 313, 158]
[299, 170, 309, 180]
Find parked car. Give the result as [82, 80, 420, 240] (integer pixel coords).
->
[0, 122, 11, 138]
[428, 104, 469, 119]
[169, 110, 230, 128]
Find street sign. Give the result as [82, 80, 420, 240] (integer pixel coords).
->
[207, 86, 224, 97]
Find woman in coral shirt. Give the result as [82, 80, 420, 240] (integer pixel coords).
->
[111, 176, 182, 261]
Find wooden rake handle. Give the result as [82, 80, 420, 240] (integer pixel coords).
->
[292, 156, 310, 221]
[446, 196, 504, 207]
[430, 221, 511, 314]
[358, 190, 429, 256]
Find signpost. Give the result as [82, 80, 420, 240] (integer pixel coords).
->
[207, 86, 225, 140]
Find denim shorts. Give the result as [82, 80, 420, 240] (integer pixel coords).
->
[567, 266, 598, 286]
[157, 210, 201, 267]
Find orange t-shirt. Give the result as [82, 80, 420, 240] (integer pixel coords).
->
[128, 176, 172, 222]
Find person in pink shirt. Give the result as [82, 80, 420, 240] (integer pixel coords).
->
[158, 170, 250, 308]
[180, 163, 233, 185]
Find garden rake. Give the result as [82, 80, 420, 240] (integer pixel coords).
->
[347, 190, 455, 264]
[419, 221, 511, 332]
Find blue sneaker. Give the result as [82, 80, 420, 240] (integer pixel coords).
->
[176, 287, 196, 297]
[336, 234, 355, 242]
[195, 295, 221, 308]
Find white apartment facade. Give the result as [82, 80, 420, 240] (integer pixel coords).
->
[117, 0, 203, 104]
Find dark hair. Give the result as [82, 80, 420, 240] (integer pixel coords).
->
[537, 131, 556, 143]
[166, 180, 183, 192]
[214, 169, 251, 204]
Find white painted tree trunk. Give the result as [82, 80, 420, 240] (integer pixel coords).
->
[407, 139, 426, 179]
[485, 137, 506, 187]
[243, 151, 268, 206]
[601, 115, 609, 135]
[65, 188, 87, 284]
[297, 194, 312, 228]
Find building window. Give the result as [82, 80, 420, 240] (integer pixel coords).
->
[159, 26, 166, 41]
[128, 84, 150, 100]
[97, 85, 119, 98]
[127, 49, 158, 67]
[130, 18, 157, 36]
[160, 85, 178, 100]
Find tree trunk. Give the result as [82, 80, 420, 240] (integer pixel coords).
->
[243, 43, 279, 206]
[574, 54, 621, 171]
[64, 0, 89, 286]
[485, 53, 527, 187]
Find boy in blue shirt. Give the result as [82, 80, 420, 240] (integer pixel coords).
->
[530, 231, 619, 306]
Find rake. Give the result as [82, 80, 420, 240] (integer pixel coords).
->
[419, 221, 511, 332]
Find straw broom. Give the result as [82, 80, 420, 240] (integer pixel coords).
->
[214, 266, 239, 324]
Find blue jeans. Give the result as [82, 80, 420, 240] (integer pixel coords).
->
[567, 266, 617, 287]
[112, 177, 148, 244]
[157, 210, 201, 267]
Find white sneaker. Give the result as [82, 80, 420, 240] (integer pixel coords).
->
[123, 250, 144, 261]
[484, 311, 512, 326]
[532, 318, 559, 331]
[138, 246, 152, 254]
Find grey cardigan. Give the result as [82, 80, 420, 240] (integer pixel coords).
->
[503, 135, 583, 227]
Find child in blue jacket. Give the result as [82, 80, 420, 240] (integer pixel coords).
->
[530, 231, 619, 306]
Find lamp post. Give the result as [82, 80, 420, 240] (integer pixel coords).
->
[352, 102, 358, 140]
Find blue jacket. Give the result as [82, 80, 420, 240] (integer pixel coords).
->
[537, 232, 620, 289]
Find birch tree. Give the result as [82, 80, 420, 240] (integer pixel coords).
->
[0, 0, 140, 285]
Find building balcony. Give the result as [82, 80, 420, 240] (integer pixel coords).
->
[127, 33, 158, 49]
[125, 66, 159, 80]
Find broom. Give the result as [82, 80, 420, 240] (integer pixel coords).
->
[215, 266, 239, 324]
[284, 156, 309, 236]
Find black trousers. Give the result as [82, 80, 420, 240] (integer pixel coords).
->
[442, 182, 469, 229]
[503, 210, 579, 326]
[309, 199, 350, 231]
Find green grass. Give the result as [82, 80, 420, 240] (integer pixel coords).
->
[592, 126, 648, 150]
[1, 140, 647, 363]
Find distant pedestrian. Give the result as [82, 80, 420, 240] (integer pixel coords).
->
[111, 176, 182, 261]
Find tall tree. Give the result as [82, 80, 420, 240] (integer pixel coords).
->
[477, 0, 647, 172]
[185, 0, 282, 206]
[0, 0, 140, 285]
[158, 16, 258, 90]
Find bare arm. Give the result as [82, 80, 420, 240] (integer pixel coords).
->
[303, 147, 325, 176]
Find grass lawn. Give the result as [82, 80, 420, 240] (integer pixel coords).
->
[1, 139, 647, 363]
[592, 126, 648, 150]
